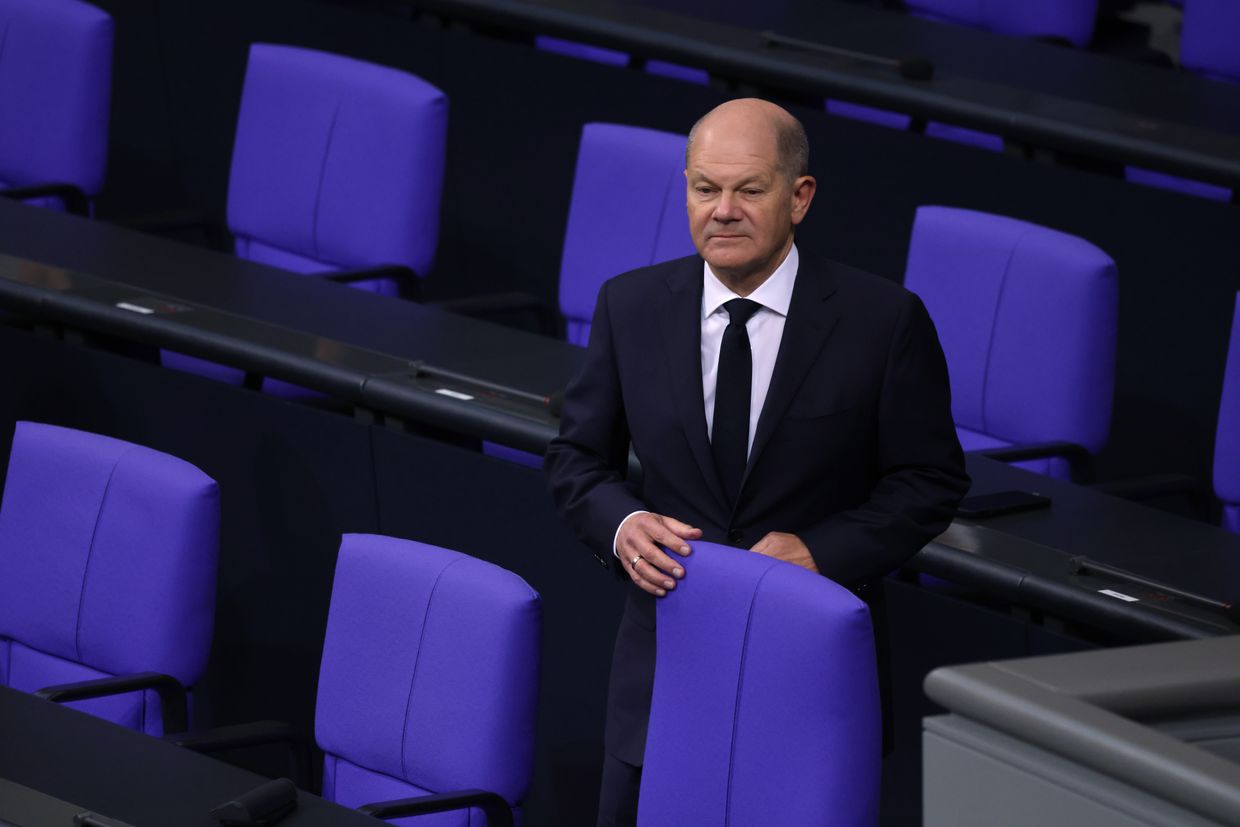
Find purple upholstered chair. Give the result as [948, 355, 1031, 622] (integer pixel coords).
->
[1124, 0, 1236, 202]
[1182, 0, 1240, 84]
[483, 122, 694, 467]
[1213, 294, 1240, 533]
[904, 0, 1099, 47]
[0, 422, 219, 736]
[559, 123, 696, 346]
[228, 43, 447, 297]
[0, 0, 112, 216]
[316, 534, 541, 825]
[904, 206, 1118, 480]
[164, 43, 447, 388]
[639, 542, 880, 825]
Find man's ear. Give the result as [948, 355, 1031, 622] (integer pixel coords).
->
[791, 175, 816, 226]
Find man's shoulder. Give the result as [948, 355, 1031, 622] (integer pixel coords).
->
[604, 255, 701, 297]
[802, 255, 915, 309]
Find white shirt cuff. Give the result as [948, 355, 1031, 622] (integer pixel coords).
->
[613, 510, 649, 558]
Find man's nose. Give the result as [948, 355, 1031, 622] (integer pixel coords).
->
[713, 192, 741, 221]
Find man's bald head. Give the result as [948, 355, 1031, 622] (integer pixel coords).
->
[685, 98, 809, 182]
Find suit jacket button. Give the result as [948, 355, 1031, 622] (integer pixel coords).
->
[728, 529, 743, 543]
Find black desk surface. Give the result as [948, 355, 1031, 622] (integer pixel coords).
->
[0, 686, 378, 827]
[0, 197, 581, 397]
[919, 456, 1240, 641]
[0, 197, 581, 450]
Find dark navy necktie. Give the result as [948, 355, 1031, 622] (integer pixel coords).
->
[712, 298, 762, 505]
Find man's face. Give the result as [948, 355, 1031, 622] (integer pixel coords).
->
[685, 119, 814, 288]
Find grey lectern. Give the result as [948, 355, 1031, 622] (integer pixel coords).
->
[923, 636, 1240, 826]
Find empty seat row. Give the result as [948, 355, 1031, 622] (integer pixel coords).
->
[0, 420, 883, 823]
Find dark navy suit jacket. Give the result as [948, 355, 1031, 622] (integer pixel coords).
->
[545, 253, 969, 765]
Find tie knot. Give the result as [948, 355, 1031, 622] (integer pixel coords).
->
[723, 298, 761, 327]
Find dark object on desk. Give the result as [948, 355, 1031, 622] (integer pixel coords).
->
[958, 490, 1051, 519]
[209, 778, 298, 826]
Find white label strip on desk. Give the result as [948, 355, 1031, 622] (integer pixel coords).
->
[115, 301, 154, 315]
[434, 388, 474, 401]
[1098, 588, 1139, 603]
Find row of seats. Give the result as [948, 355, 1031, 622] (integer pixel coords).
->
[0, 421, 881, 823]
[541, 0, 1239, 202]
[0, 0, 445, 296]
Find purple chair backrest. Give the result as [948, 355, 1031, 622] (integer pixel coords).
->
[1213, 294, 1240, 532]
[1182, 0, 1240, 84]
[0, 422, 219, 734]
[0, 0, 112, 197]
[316, 534, 541, 820]
[640, 542, 880, 826]
[558, 123, 696, 346]
[227, 44, 448, 295]
[906, 0, 1098, 47]
[904, 206, 1118, 454]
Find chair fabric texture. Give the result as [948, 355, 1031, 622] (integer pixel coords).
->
[904, 206, 1118, 479]
[0, 422, 219, 735]
[905, 0, 1098, 47]
[316, 534, 541, 825]
[0, 0, 112, 204]
[639, 541, 880, 826]
[227, 43, 448, 295]
[1213, 294, 1240, 533]
[1181, 0, 1240, 84]
[559, 123, 696, 346]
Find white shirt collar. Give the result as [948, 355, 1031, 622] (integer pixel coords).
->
[702, 243, 798, 320]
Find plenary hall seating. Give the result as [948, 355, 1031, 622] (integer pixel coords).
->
[904, 206, 1118, 481]
[316, 534, 541, 825]
[640, 541, 880, 826]
[227, 42, 448, 298]
[558, 122, 695, 347]
[164, 42, 448, 386]
[0, 422, 219, 736]
[0, 0, 113, 216]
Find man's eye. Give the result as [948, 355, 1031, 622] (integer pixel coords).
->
[742, 189, 763, 196]
[695, 186, 715, 195]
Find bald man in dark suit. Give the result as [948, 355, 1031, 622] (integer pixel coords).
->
[546, 98, 969, 827]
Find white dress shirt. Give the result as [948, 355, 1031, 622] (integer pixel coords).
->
[615, 244, 800, 554]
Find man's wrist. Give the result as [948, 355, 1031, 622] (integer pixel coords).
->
[613, 510, 649, 558]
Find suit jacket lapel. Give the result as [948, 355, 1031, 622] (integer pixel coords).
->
[741, 258, 842, 495]
[659, 258, 731, 515]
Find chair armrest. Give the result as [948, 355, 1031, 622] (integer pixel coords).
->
[1092, 473, 1212, 520]
[358, 789, 513, 826]
[165, 721, 311, 788]
[0, 183, 90, 217]
[969, 440, 1095, 482]
[432, 292, 557, 336]
[35, 671, 187, 732]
